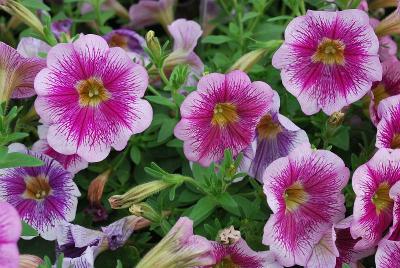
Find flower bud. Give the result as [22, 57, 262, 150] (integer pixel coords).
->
[88, 169, 112, 205]
[19, 255, 43, 268]
[217, 226, 241, 245]
[327, 111, 345, 127]
[129, 202, 161, 223]
[228, 48, 268, 72]
[146, 30, 162, 63]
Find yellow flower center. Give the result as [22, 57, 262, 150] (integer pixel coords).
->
[214, 256, 239, 268]
[76, 77, 110, 107]
[372, 182, 393, 214]
[257, 114, 282, 140]
[312, 38, 345, 65]
[211, 103, 238, 127]
[23, 174, 51, 200]
[284, 182, 308, 213]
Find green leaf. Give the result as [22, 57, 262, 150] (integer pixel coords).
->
[99, 10, 116, 25]
[217, 192, 240, 216]
[330, 126, 350, 151]
[166, 139, 183, 148]
[21, 0, 50, 11]
[0, 152, 43, 169]
[186, 196, 216, 226]
[0, 132, 29, 145]
[242, 12, 259, 22]
[21, 220, 38, 237]
[130, 145, 141, 165]
[202, 35, 232, 45]
[157, 118, 178, 142]
[146, 96, 176, 109]
[116, 260, 123, 268]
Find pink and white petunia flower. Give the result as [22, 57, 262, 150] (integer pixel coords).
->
[376, 95, 400, 149]
[262, 144, 350, 266]
[16, 37, 51, 60]
[32, 125, 88, 175]
[174, 70, 275, 166]
[0, 201, 21, 268]
[34, 34, 152, 162]
[0, 41, 45, 101]
[272, 10, 382, 115]
[129, 0, 175, 29]
[367, 57, 400, 125]
[351, 149, 400, 248]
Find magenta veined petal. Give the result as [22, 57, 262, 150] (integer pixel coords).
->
[376, 95, 400, 149]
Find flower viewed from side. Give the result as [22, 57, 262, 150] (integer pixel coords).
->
[103, 29, 149, 64]
[174, 70, 275, 166]
[56, 215, 143, 268]
[246, 92, 310, 181]
[32, 125, 88, 175]
[199, 0, 220, 36]
[305, 226, 338, 268]
[376, 95, 400, 149]
[129, 0, 176, 29]
[136, 217, 214, 268]
[16, 37, 51, 60]
[0, 41, 45, 101]
[0, 201, 21, 268]
[272, 10, 382, 115]
[366, 58, 400, 125]
[351, 149, 400, 248]
[370, 18, 398, 62]
[34, 34, 152, 162]
[0, 144, 80, 240]
[165, 19, 204, 86]
[262, 144, 350, 266]
[51, 19, 72, 39]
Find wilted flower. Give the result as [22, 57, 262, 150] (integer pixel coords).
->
[136, 217, 214, 268]
[57, 215, 143, 268]
[51, 19, 72, 39]
[376, 95, 400, 149]
[129, 0, 176, 29]
[351, 149, 400, 248]
[0, 41, 45, 102]
[262, 144, 349, 266]
[32, 125, 88, 175]
[19, 255, 43, 268]
[0, 201, 21, 268]
[16, 37, 51, 60]
[272, 10, 382, 115]
[365, 58, 400, 125]
[87, 169, 112, 205]
[0, 144, 80, 240]
[174, 70, 275, 166]
[103, 29, 148, 64]
[34, 34, 152, 162]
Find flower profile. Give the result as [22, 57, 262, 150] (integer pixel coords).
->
[0, 201, 21, 268]
[272, 10, 382, 115]
[0, 41, 45, 101]
[129, 0, 176, 29]
[262, 144, 350, 266]
[16, 37, 51, 60]
[174, 70, 275, 166]
[351, 149, 400, 248]
[376, 95, 400, 149]
[34, 34, 152, 162]
[370, 18, 397, 62]
[0, 144, 80, 240]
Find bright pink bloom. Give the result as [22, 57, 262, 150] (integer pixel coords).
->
[272, 10, 382, 115]
[351, 149, 400, 248]
[0, 201, 21, 268]
[129, 0, 176, 29]
[262, 144, 349, 266]
[174, 70, 275, 166]
[376, 95, 400, 149]
[34, 34, 152, 162]
[0, 41, 45, 100]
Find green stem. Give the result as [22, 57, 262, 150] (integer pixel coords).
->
[147, 85, 161, 96]
[159, 66, 169, 85]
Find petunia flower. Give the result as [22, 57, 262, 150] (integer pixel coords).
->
[365, 58, 400, 125]
[305, 226, 338, 268]
[56, 215, 145, 268]
[272, 10, 382, 115]
[16, 37, 51, 60]
[136, 217, 214, 268]
[81, 0, 129, 19]
[376, 95, 400, 149]
[244, 92, 310, 181]
[32, 125, 88, 175]
[369, 18, 398, 62]
[262, 144, 350, 266]
[0, 201, 21, 268]
[103, 29, 149, 64]
[0, 143, 80, 240]
[174, 70, 275, 166]
[374, 3, 400, 37]
[129, 0, 176, 29]
[0, 41, 45, 101]
[34, 34, 152, 162]
[51, 19, 72, 39]
[351, 148, 400, 248]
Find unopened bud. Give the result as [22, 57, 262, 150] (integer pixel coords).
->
[19, 255, 43, 268]
[217, 226, 241, 245]
[129, 202, 161, 222]
[328, 111, 345, 127]
[88, 169, 112, 205]
[228, 48, 268, 72]
[146, 30, 162, 61]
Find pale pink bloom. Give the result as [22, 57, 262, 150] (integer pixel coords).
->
[129, 0, 176, 29]
[0, 201, 21, 268]
[376, 95, 400, 149]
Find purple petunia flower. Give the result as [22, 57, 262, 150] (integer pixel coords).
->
[0, 143, 80, 240]
[103, 29, 149, 65]
[272, 10, 382, 115]
[51, 19, 72, 39]
[376, 95, 400, 149]
[32, 125, 88, 175]
[262, 144, 350, 266]
[0, 41, 45, 101]
[0, 201, 21, 268]
[129, 0, 176, 29]
[34, 34, 152, 163]
[174, 70, 275, 166]
[351, 148, 400, 248]
[56, 215, 142, 268]
[244, 92, 310, 182]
